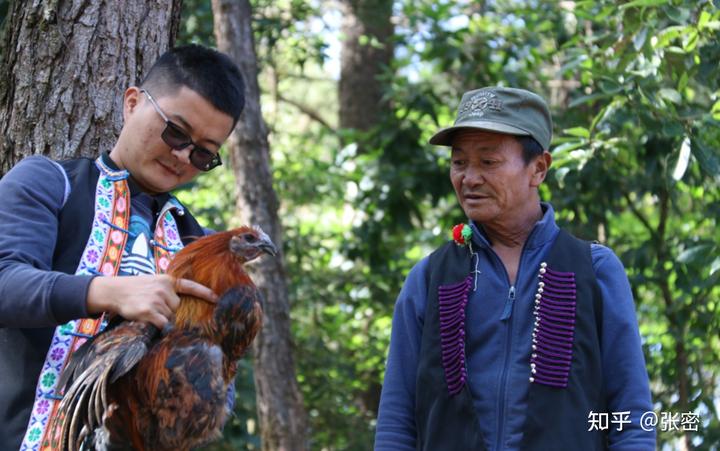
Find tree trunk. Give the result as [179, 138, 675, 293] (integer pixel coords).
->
[338, 0, 393, 133]
[337, 0, 393, 417]
[211, 1, 308, 450]
[0, 0, 181, 175]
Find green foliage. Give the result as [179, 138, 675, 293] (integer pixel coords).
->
[252, 0, 328, 75]
[0, 0, 10, 47]
[552, 2, 720, 447]
[178, 0, 215, 47]
[175, 0, 720, 449]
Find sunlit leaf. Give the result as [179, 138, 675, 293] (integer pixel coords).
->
[552, 140, 587, 156]
[677, 244, 712, 264]
[710, 258, 720, 276]
[659, 88, 682, 104]
[564, 127, 591, 138]
[683, 28, 699, 52]
[619, 0, 671, 9]
[712, 99, 720, 120]
[653, 26, 687, 48]
[568, 93, 610, 108]
[633, 27, 649, 51]
[672, 136, 691, 180]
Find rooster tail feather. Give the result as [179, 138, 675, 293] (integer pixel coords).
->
[109, 337, 154, 383]
[59, 363, 117, 451]
[53, 368, 91, 450]
[93, 370, 109, 429]
[68, 374, 94, 451]
[56, 339, 94, 392]
[87, 377, 99, 434]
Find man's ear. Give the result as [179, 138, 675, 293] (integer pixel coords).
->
[530, 151, 552, 187]
[122, 87, 141, 122]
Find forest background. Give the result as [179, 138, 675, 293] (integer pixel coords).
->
[1, 0, 719, 450]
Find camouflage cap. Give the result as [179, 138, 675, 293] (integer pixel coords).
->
[429, 87, 552, 150]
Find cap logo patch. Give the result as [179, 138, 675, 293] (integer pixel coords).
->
[456, 91, 503, 122]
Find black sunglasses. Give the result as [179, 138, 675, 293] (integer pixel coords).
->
[141, 89, 222, 172]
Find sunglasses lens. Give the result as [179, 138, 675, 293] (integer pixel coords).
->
[190, 148, 221, 171]
[161, 123, 191, 149]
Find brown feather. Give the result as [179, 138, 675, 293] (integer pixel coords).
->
[169, 230, 254, 331]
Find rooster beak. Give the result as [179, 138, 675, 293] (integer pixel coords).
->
[259, 240, 277, 257]
[257, 233, 277, 257]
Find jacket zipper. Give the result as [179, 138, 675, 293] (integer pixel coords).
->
[500, 285, 516, 320]
[492, 227, 537, 451]
[495, 283, 516, 451]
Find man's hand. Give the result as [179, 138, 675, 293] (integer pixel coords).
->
[87, 275, 218, 328]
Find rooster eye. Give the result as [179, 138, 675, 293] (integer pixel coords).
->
[243, 233, 257, 243]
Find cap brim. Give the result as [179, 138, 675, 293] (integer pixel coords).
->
[428, 121, 531, 146]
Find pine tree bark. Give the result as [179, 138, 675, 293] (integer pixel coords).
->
[0, 0, 182, 175]
[211, 1, 308, 450]
[338, 0, 393, 133]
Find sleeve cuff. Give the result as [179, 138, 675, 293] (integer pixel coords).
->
[49, 274, 96, 323]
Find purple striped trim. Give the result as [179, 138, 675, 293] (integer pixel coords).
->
[529, 262, 576, 388]
[438, 275, 472, 395]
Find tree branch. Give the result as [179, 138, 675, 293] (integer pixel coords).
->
[276, 92, 338, 134]
[653, 188, 692, 451]
[621, 191, 658, 241]
[273, 71, 336, 83]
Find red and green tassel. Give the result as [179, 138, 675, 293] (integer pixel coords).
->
[452, 223, 472, 246]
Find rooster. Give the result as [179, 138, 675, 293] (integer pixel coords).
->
[49, 225, 276, 451]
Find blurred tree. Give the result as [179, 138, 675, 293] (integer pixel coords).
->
[212, 0, 309, 450]
[336, 0, 396, 420]
[339, 0, 394, 135]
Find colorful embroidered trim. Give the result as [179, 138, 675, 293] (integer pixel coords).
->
[529, 262, 577, 389]
[452, 223, 472, 246]
[438, 275, 472, 395]
[153, 198, 185, 274]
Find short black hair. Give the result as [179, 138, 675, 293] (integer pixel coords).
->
[517, 135, 544, 165]
[141, 44, 245, 126]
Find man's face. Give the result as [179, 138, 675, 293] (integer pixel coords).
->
[112, 86, 234, 194]
[450, 130, 544, 225]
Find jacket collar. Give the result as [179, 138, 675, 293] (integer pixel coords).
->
[470, 202, 559, 251]
[101, 152, 171, 207]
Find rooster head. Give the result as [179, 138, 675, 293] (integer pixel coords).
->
[229, 225, 277, 262]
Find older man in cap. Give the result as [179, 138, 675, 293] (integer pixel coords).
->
[374, 87, 655, 450]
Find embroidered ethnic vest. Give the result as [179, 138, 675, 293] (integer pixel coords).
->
[415, 229, 607, 451]
[18, 157, 200, 450]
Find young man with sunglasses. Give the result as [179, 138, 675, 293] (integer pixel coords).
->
[0, 45, 245, 448]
